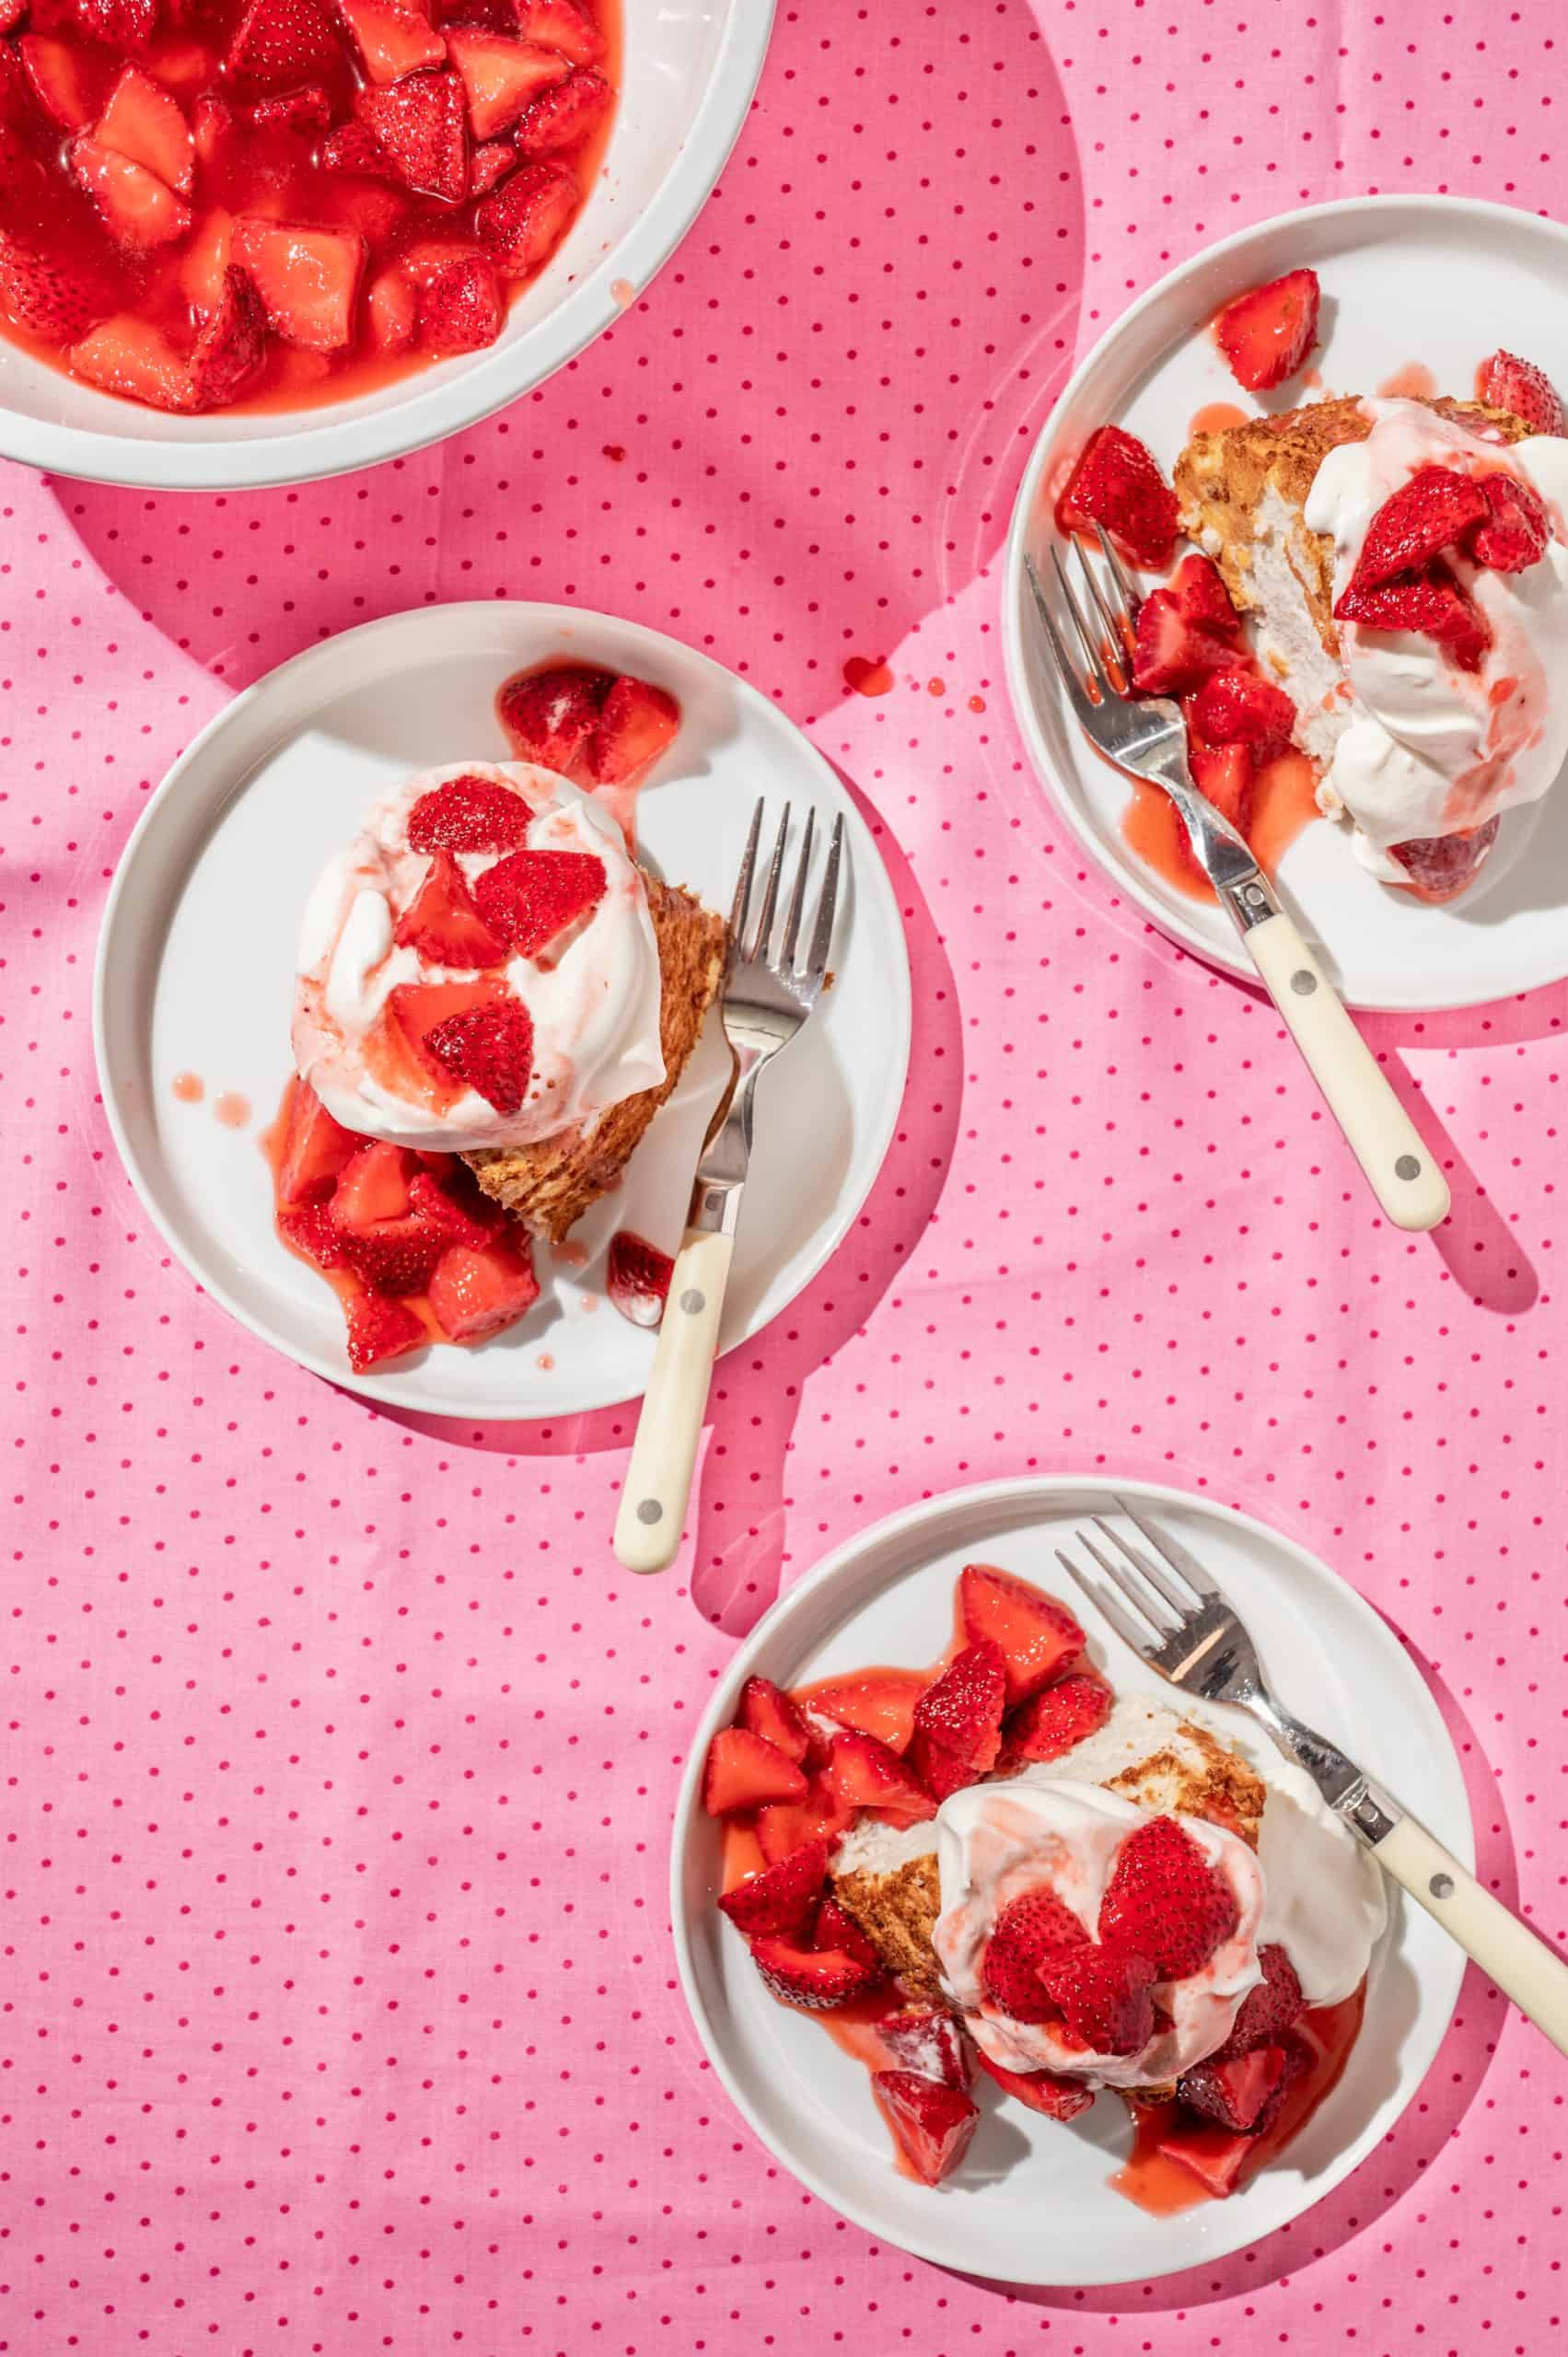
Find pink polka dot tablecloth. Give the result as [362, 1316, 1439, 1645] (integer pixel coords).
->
[6, 2, 1568, 2349]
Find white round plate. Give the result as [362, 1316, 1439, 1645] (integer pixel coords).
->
[0, 3, 775, 491]
[1003, 194, 1568, 1012]
[94, 602, 911, 1419]
[671, 1476, 1471, 2285]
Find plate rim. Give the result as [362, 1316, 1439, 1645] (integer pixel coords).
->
[1001, 191, 1568, 1015]
[90, 598, 912, 1419]
[668, 1470, 1474, 2284]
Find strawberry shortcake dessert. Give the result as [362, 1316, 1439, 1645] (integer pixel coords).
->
[705, 1561, 1386, 2205]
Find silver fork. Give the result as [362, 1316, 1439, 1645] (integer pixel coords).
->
[1056, 1499, 1568, 2059]
[613, 798, 845, 1573]
[1026, 540, 1449, 1234]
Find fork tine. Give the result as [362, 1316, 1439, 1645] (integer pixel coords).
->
[1076, 1527, 1180, 1638]
[1073, 537, 1128, 671]
[806, 812, 844, 986]
[1094, 521, 1141, 626]
[1055, 1547, 1164, 1662]
[1092, 1514, 1193, 1621]
[1050, 545, 1115, 701]
[1111, 1497, 1221, 1601]
[780, 806, 816, 970]
[1024, 555, 1097, 716]
[730, 797, 763, 942]
[748, 802, 792, 961]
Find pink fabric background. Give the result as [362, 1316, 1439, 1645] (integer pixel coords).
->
[5, 1, 1567, 2347]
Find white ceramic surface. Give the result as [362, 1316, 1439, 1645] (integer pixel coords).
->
[92, 601, 911, 1418]
[671, 1476, 1472, 2285]
[1003, 195, 1568, 1012]
[0, 0, 775, 490]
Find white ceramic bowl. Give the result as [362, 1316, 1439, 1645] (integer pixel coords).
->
[0, 0, 775, 491]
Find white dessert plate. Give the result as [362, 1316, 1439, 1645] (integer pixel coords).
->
[671, 1475, 1472, 2285]
[1003, 193, 1568, 1012]
[93, 602, 911, 1419]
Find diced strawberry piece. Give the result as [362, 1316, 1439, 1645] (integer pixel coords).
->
[192, 90, 232, 169]
[332, 1138, 416, 1228]
[513, 62, 610, 155]
[409, 245, 504, 352]
[1038, 1945, 1156, 2057]
[0, 221, 117, 348]
[1168, 551, 1241, 642]
[320, 121, 396, 176]
[1347, 464, 1489, 592]
[1388, 817, 1500, 902]
[1056, 424, 1179, 570]
[423, 994, 535, 1114]
[821, 1731, 935, 1829]
[337, 1207, 447, 1295]
[869, 2071, 978, 2185]
[407, 1165, 502, 1249]
[912, 1733, 982, 1804]
[738, 1676, 811, 1765]
[426, 1233, 540, 1341]
[703, 1726, 809, 1816]
[1006, 1671, 1113, 1763]
[1335, 558, 1492, 673]
[1214, 267, 1320, 393]
[231, 217, 366, 351]
[69, 0, 158, 49]
[513, 0, 603, 66]
[179, 204, 233, 312]
[716, 1839, 828, 1938]
[395, 846, 509, 967]
[275, 1078, 360, 1207]
[278, 1200, 348, 1271]
[70, 136, 190, 250]
[95, 61, 193, 192]
[245, 83, 333, 132]
[587, 674, 681, 784]
[972, 2049, 1097, 2121]
[980, 1884, 1089, 2024]
[336, 0, 446, 83]
[1470, 470, 1550, 574]
[755, 1771, 854, 1864]
[879, 2007, 971, 2089]
[1189, 742, 1255, 842]
[958, 1563, 1083, 1708]
[445, 26, 565, 137]
[473, 155, 577, 276]
[470, 139, 515, 193]
[910, 1640, 1005, 1775]
[356, 66, 468, 203]
[749, 1933, 882, 2012]
[1190, 669, 1296, 762]
[471, 845, 606, 954]
[69, 311, 193, 408]
[189, 265, 268, 408]
[383, 978, 508, 1095]
[151, 41, 220, 95]
[408, 772, 531, 853]
[605, 1229, 672, 1329]
[366, 264, 418, 350]
[1178, 2044, 1289, 2133]
[19, 32, 110, 127]
[812, 1897, 882, 1975]
[1098, 1815, 1239, 1980]
[343, 1287, 425, 1374]
[226, 0, 343, 87]
[1131, 588, 1237, 696]
[1479, 347, 1566, 435]
[807, 1671, 928, 1756]
[1214, 1944, 1304, 2061]
[495, 663, 609, 767]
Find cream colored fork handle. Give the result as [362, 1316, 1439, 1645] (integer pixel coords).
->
[612, 1227, 734, 1574]
[1243, 910, 1450, 1232]
[1372, 1814, 1568, 2059]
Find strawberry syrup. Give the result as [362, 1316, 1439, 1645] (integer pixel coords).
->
[1121, 749, 1320, 903]
[1188, 401, 1249, 438]
[171, 1070, 204, 1102]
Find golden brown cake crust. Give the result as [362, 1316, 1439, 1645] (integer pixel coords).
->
[464, 876, 727, 1244]
[830, 1853, 947, 2003]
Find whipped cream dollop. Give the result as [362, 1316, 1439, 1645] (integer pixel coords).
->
[1303, 398, 1568, 879]
[293, 761, 664, 1154]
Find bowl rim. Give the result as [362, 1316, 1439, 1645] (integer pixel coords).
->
[0, 0, 778, 493]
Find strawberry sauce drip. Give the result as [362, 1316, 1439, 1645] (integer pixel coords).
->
[1121, 749, 1320, 903]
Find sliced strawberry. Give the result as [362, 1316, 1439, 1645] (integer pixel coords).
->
[958, 1563, 1083, 1708]
[94, 61, 193, 192]
[69, 312, 194, 409]
[1177, 2043, 1289, 2134]
[470, 137, 515, 193]
[909, 1639, 1005, 1776]
[879, 2006, 971, 2089]
[513, 0, 603, 65]
[19, 32, 111, 128]
[1189, 668, 1295, 762]
[755, 1771, 854, 1864]
[245, 84, 333, 132]
[1056, 424, 1179, 570]
[703, 1726, 809, 1817]
[190, 264, 268, 409]
[383, 978, 507, 1097]
[495, 662, 608, 767]
[226, 0, 343, 87]
[1214, 1944, 1304, 2061]
[471, 845, 607, 955]
[68, 0, 158, 48]
[587, 675, 681, 783]
[336, 0, 446, 84]
[716, 1839, 828, 1938]
[337, 1207, 447, 1295]
[407, 1166, 502, 1249]
[980, 1884, 1089, 2024]
[807, 1670, 928, 1756]
[474, 154, 577, 276]
[1349, 465, 1490, 594]
[1189, 742, 1255, 843]
[231, 216, 366, 351]
[1388, 817, 1500, 902]
[738, 1676, 811, 1765]
[356, 66, 468, 202]
[1479, 347, 1566, 435]
[869, 2071, 978, 2185]
[812, 1896, 883, 1975]
[913, 1734, 983, 1804]
[396, 847, 508, 967]
[343, 1288, 425, 1374]
[605, 1229, 672, 1329]
[1470, 470, 1550, 573]
[821, 1731, 935, 1829]
[1007, 1671, 1113, 1764]
[278, 1201, 348, 1271]
[1037, 1945, 1156, 2057]
[275, 1078, 360, 1207]
[1168, 551, 1241, 643]
[410, 245, 503, 352]
[423, 994, 535, 1115]
[407, 772, 531, 853]
[70, 136, 190, 250]
[0, 224, 117, 348]
[1131, 589, 1237, 697]
[972, 2048, 1097, 2121]
[1098, 1815, 1239, 1981]
[445, 25, 565, 137]
[366, 264, 418, 350]
[1335, 559, 1492, 673]
[1214, 267, 1319, 393]
[750, 1933, 882, 2012]
[426, 1232, 540, 1341]
[331, 1138, 415, 1228]
[513, 62, 610, 156]
[320, 120, 396, 176]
